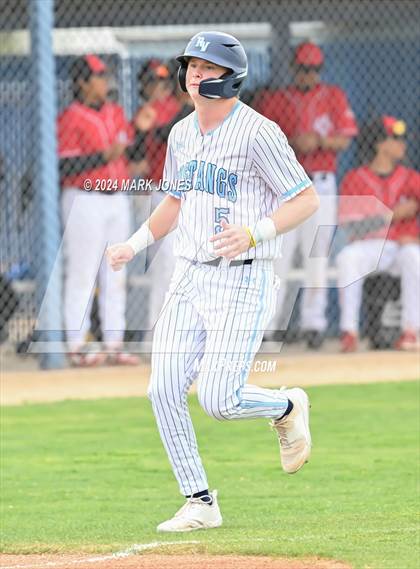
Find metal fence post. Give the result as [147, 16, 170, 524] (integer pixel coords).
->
[29, 0, 65, 369]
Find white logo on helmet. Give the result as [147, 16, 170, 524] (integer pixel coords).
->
[195, 36, 210, 52]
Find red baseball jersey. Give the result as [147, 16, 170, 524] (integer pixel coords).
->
[339, 164, 420, 241]
[138, 94, 180, 184]
[57, 101, 134, 189]
[255, 84, 358, 174]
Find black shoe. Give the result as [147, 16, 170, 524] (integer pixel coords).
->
[305, 330, 325, 350]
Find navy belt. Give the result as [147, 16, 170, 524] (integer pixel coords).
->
[202, 258, 253, 267]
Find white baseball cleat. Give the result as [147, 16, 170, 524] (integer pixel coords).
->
[271, 387, 312, 474]
[157, 490, 223, 533]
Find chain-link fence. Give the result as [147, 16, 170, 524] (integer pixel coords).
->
[1, 0, 419, 369]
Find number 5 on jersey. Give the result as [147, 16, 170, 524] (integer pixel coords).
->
[214, 207, 230, 234]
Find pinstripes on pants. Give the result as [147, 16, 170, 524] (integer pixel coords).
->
[148, 257, 290, 495]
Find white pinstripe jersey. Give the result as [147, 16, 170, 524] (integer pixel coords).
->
[163, 100, 312, 262]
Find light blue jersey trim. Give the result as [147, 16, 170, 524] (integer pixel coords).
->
[193, 100, 242, 136]
[240, 400, 287, 409]
[281, 179, 312, 201]
[168, 189, 182, 199]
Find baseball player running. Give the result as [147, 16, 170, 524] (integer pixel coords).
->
[107, 32, 319, 532]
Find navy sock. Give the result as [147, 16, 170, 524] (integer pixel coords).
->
[278, 399, 293, 419]
[185, 489, 213, 504]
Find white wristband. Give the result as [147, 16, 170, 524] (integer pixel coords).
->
[253, 217, 277, 244]
[126, 222, 155, 255]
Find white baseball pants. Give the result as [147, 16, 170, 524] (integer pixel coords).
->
[337, 239, 420, 333]
[61, 188, 131, 350]
[148, 257, 289, 496]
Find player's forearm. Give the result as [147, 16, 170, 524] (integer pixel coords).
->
[126, 194, 181, 254]
[148, 195, 181, 240]
[212, 187, 319, 257]
[270, 185, 320, 235]
[248, 186, 319, 247]
[320, 134, 351, 152]
[290, 133, 351, 154]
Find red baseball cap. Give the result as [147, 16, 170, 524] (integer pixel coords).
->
[294, 42, 324, 67]
[151, 61, 170, 79]
[70, 55, 108, 86]
[140, 59, 171, 81]
[382, 116, 407, 137]
[84, 54, 107, 74]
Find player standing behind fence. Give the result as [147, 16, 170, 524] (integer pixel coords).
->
[57, 55, 141, 366]
[337, 116, 420, 352]
[107, 31, 319, 532]
[255, 42, 358, 349]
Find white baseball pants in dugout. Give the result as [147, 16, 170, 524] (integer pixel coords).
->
[337, 240, 420, 333]
[61, 188, 131, 350]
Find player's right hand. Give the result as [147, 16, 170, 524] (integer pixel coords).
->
[106, 243, 135, 271]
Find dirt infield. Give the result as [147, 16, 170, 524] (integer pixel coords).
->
[0, 553, 352, 569]
[1, 350, 419, 406]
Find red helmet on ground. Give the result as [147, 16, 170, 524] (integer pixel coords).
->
[294, 42, 324, 67]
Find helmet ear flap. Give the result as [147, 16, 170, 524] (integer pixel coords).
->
[178, 65, 187, 92]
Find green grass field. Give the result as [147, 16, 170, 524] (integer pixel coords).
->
[1, 381, 419, 569]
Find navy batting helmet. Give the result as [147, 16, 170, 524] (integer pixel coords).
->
[176, 31, 248, 99]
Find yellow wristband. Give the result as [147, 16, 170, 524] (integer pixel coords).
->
[245, 227, 257, 248]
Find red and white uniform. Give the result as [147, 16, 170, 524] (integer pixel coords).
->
[58, 101, 133, 189]
[337, 165, 420, 333]
[256, 84, 358, 173]
[57, 101, 133, 350]
[256, 84, 358, 334]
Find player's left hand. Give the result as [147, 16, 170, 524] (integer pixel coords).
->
[209, 221, 253, 259]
